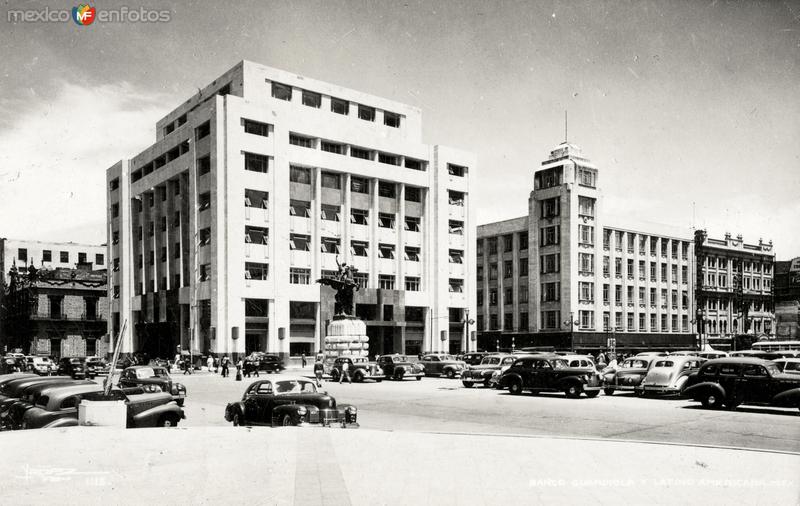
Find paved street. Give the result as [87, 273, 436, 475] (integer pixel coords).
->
[164, 369, 800, 453]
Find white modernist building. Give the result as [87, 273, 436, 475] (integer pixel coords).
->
[106, 60, 476, 360]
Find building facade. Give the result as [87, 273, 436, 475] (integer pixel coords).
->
[107, 60, 476, 361]
[694, 231, 775, 350]
[3, 264, 108, 357]
[774, 258, 800, 340]
[477, 142, 696, 352]
[0, 238, 107, 352]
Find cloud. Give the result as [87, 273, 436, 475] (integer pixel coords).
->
[0, 80, 169, 244]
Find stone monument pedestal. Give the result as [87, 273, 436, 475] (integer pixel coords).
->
[324, 315, 369, 359]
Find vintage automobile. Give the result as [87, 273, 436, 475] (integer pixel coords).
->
[0, 378, 88, 429]
[251, 353, 286, 373]
[602, 356, 658, 395]
[460, 352, 490, 367]
[683, 358, 800, 411]
[224, 376, 359, 427]
[7, 382, 102, 430]
[86, 356, 111, 376]
[0, 375, 80, 405]
[22, 386, 185, 429]
[117, 366, 187, 406]
[329, 357, 383, 383]
[461, 354, 516, 388]
[26, 357, 54, 376]
[560, 355, 599, 373]
[377, 355, 425, 381]
[498, 355, 603, 398]
[639, 356, 706, 395]
[773, 358, 800, 375]
[56, 357, 95, 379]
[419, 354, 468, 378]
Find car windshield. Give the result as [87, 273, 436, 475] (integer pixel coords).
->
[70, 358, 84, 364]
[274, 380, 317, 394]
[654, 360, 674, 367]
[439, 355, 455, 361]
[134, 367, 169, 379]
[482, 357, 500, 365]
[394, 356, 408, 362]
[784, 362, 800, 372]
[764, 363, 781, 376]
[622, 359, 649, 369]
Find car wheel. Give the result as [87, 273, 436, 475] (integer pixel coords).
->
[354, 372, 364, 383]
[394, 370, 405, 381]
[176, 399, 184, 407]
[331, 370, 340, 382]
[462, 381, 473, 388]
[509, 380, 523, 395]
[446, 369, 456, 379]
[604, 388, 615, 396]
[565, 384, 582, 398]
[483, 379, 493, 389]
[158, 415, 178, 428]
[415, 376, 422, 381]
[282, 414, 294, 427]
[232, 412, 242, 426]
[700, 392, 723, 409]
[585, 391, 600, 398]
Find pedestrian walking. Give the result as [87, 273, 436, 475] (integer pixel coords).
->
[221, 356, 229, 378]
[338, 359, 351, 384]
[313, 359, 324, 387]
[207, 356, 214, 372]
[235, 359, 243, 381]
[213, 357, 219, 374]
[301, 353, 307, 368]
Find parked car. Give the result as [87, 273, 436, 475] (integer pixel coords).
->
[639, 356, 706, 395]
[56, 357, 94, 379]
[247, 352, 285, 373]
[602, 356, 658, 395]
[377, 355, 424, 380]
[86, 356, 110, 376]
[26, 357, 54, 376]
[0, 375, 78, 404]
[461, 354, 516, 388]
[330, 357, 383, 383]
[773, 358, 800, 375]
[460, 352, 490, 367]
[560, 355, 599, 373]
[2, 354, 26, 374]
[224, 376, 359, 427]
[696, 351, 728, 360]
[22, 386, 184, 429]
[419, 354, 468, 378]
[683, 357, 800, 411]
[498, 355, 603, 398]
[0, 378, 88, 429]
[9, 382, 102, 430]
[117, 366, 187, 406]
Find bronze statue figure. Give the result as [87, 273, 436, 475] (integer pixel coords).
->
[317, 256, 359, 316]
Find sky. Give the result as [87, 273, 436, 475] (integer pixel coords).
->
[0, 0, 798, 257]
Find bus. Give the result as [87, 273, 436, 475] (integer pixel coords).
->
[751, 341, 800, 352]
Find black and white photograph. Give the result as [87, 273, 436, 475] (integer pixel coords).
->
[0, 1, 798, 504]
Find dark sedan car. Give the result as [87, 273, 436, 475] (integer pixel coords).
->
[56, 357, 95, 379]
[498, 355, 602, 398]
[683, 357, 800, 411]
[248, 353, 285, 373]
[225, 376, 358, 427]
[118, 366, 187, 406]
[602, 356, 658, 395]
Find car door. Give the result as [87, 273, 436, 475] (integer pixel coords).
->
[243, 383, 267, 423]
[740, 364, 771, 403]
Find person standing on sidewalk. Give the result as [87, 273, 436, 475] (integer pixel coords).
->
[313, 359, 324, 387]
[301, 353, 307, 368]
[221, 356, 229, 378]
[338, 359, 351, 384]
[206, 355, 214, 372]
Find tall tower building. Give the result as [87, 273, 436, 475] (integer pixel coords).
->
[106, 61, 476, 361]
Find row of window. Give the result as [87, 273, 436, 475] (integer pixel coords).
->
[477, 232, 529, 256]
[289, 166, 425, 201]
[603, 230, 690, 259]
[130, 133, 194, 183]
[289, 132, 429, 171]
[16, 248, 103, 266]
[533, 164, 597, 191]
[600, 284, 690, 308]
[602, 312, 690, 333]
[704, 299, 773, 313]
[704, 273, 772, 291]
[704, 257, 773, 275]
[602, 257, 689, 283]
[270, 80, 402, 127]
[477, 258, 529, 281]
[477, 285, 530, 307]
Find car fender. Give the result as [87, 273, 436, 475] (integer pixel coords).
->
[224, 401, 245, 422]
[771, 388, 800, 406]
[132, 401, 183, 427]
[43, 416, 80, 429]
[500, 373, 522, 387]
[682, 382, 725, 400]
[555, 376, 583, 390]
[272, 404, 305, 425]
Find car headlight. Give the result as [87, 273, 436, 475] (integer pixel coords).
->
[296, 406, 307, 416]
[345, 406, 357, 415]
[583, 375, 589, 381]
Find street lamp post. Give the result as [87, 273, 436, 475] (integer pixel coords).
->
[462, 308, 475, 354]
[563, 311, 580, 353]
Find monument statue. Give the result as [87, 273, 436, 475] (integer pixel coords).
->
[317, 257, 359, 316]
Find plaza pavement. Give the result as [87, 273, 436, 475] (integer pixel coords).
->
[1, 424, 798, 505]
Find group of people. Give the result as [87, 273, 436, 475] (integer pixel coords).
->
[203, 355, 233, 377]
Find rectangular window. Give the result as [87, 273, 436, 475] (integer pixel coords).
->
[199, 264, 211, 282]
[579, 282, 594, 302]
[405, 158, 425, 171]
[603, 284, 609, 304]
[289, 134, 315, 148]
[489, 290, 497, 306]
[289, 200, 311, 218]
[378, 152, 400, 166]
[615, 231, 624, 251]
[243, 152, 269, 173]
[301, 90, 321, 108]
[627, 258, 634, 279]
[197, 156, 211, 176]
[540, 226, 560, 246]
[577, 168, 596, 188]
[614, 258, 622, 278]
[290, 166, 311, 184]
[350, 176, 369, 194]
[320, 204, 341, 222]
[449, 279, 464, 293]
[42, 250, 52, 262]
[244, 226, 269, 245]
[195, 121, 210, 140]
[378, 182, 396, 198]
[199, 228, 211, 246]
[519, 285, 529, 303]
[320, 237, 340, 254]
[350, 241, 368, 257]
[379, 275, 395, 289]
[331, 97, 349, 115]
[448, 190, 465, 206]
[541, 310, 561, 329]
[580, 310, 595, 330]
[578, 196, 595, 217]
[405, 186, 421, 202]
[603, 256, 610, 276]
[350, 146, 372, 160]
[289, 268, 311, 285]
[378, 213, 395, 229]
[651, 314, 658, 331]
[519, 232, 528, 250]
[540, 253, 560, 274]
[502, 234, 512, 252]
[450, 249, 465, 264]
[639, 286, 645, 304]
[534, 167, 563, 190]
[17, 248, 27, 262]
[477, 266, 484, 282]
[541, 282, 560, 302]
[404, 247, 420, 261]
[243, 119, 270, 137]
[358, 105, 375, 121]
[579, 253, 594, 275]
[603, 229, 611, 250]
[271, 82, 292, 101]
[60, 251, 69, 263]
[289, 234, 311, 251]
[448, 220, 463, 235]
[650, 288, 657, 306]
[405, 276, 420, 291]
[519, 258, 528, 277]
[245, 262, 269, 280]
[579, 225, 594, 246]
[198, 192, 211, 211]
[448, 164, 466, 177]
[321, 171, 341, 189]
[321, 141, 344, 154]
[615, 285, 622, 304]
[541, 197, 560, 218]
[627, 313, 635, 331]
[384, 111, 401, 127]
[351, 208, 369, 225]
[378, 244, 395, 259]
[244, 189, 269, 209]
